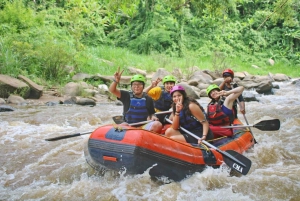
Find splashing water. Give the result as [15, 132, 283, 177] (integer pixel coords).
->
[1, 80, 300, 201]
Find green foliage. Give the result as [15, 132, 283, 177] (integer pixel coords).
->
[1, 24, 77, 80]
[0, 0, 300, 85]
[129, 28, 176, 54]
[0, 0, 44, 34]
[58, 0, 109, 46]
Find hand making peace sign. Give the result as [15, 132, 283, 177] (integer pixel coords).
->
[151, 77, 162, 88]
[175, 96, 183, 113]
[114, 67, 124, 83]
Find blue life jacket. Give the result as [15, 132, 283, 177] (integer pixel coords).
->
[178, 108, 204, 130]
[154, 86, 172, 111]
[124, 92, 149, 124]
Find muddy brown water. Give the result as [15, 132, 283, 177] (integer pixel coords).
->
[1, 80, 299, 201]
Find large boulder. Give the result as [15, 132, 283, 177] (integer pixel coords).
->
[63, 81, 93, 96]
[177, 82, 200, 99]
[72, 73, 92, 81]
[128, 67, 147, 76]
[238, 75, 273, 94]
[151, 68, 171, 82]
[189, 70, 213, 84]
[76, 97, 96, 106]
[272, 73, 290, 82]
[18, 75, 43, 99]
[7, 94, 26, 104]
[0, 98, 5, 104]
[0, 74, 30, 98]
[98, 84, 109, 95]
[202, 70, 220, 80]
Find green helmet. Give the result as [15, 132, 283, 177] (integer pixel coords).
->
[206, 84, 220, 98]
[130, 74, 146, 84]
[162, 75, 176, 84]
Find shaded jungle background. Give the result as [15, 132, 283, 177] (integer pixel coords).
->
[0, 0, 299, 89]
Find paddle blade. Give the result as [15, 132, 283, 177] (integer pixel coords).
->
[223, 150, 252, 175]
[254, 119, 280, 131]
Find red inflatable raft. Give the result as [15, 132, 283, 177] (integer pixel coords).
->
[84, 118, 261, 181]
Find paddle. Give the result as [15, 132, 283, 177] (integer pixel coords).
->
[236, 98, 258, 144]
[112, 111, 172, 124]
[45, 131, 93, 141]
[221, 119, 280, 131]
[44, 120, 153, 141]
[228, 82, 258, 143]
[165, 118, 252, 175]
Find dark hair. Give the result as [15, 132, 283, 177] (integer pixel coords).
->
[223, 72, 233, 78]
[171, 90, 204, 116]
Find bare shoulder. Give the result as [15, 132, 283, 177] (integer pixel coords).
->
[189, 102, 201, 110]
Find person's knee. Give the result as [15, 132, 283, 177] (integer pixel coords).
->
[165, 128, 171, 137]
[151, 121, 162, 133]
[165, 127, 176, 137]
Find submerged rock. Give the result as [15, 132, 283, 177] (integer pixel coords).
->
[0, 105, 15, 112]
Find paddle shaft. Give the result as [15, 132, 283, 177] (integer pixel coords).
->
[222, 125, 258, 129]
[113, 111, 172, 124]
[128, 120, 153, 126]
[236, 98, 257, 143]
[155, 110, 172, 115]
[229, 82, 256, 142]
[45, 131, 92, 141]
[45, 120, 153, 141]
[221, 119, 280, 131]
[165, 118, 247, 168]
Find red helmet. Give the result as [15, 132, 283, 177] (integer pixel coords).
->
[222, 69, 234, 78]
[170, 85, 185, 94]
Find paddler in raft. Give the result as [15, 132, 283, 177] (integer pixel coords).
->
[109, 67, 162, 133]
[206, 84, 244, 138]
[165, 85, 214, 144]
[219, 68, 246, 118]
[143, 75, 176, 123]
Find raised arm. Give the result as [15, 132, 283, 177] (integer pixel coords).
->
[143, 77, 161, 93]
[219, 77, 232, 90]
[222, 86, 244, 110]
[109, 67, 124, 98]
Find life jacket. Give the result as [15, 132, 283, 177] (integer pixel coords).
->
[178, 106, 205, 130]
[207, 100, 234, 138]
[124, 92, 149, 124]
[207, 100, 234, 126]
[154, 86, 172, 111]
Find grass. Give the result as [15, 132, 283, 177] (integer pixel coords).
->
[77, 45, 300, 78]
[1, 42, 298, 90]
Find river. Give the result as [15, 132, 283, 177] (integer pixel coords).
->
[0, 79, 299, 201]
